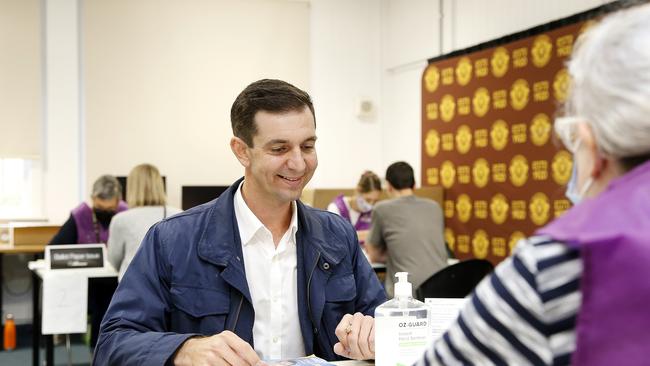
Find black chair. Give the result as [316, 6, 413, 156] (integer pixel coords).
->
[415, 259, 494, 301]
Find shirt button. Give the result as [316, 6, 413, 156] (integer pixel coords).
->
[273, 337, 279, 343]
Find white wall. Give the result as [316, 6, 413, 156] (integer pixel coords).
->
[309, 0, 383, 188]
[83, 0, 310, 209]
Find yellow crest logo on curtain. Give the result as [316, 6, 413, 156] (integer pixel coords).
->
[472, 230, 490, 259]
[440, 94, 456, 122]
[509, 155, 529, 187]
[552, 150, 573, 185]
[553, 68, 570, 102]
[510, 79, 530, 111]
[424, 65, 440, 92]
[445, 228, 455, 251]
[508, 231, 525, 254]
[472, 158, 490, 188]
[554, 199, 571, 218]
[531, 34, 553, 68]
[455, 125, 473, 154]
[491, 47, 510, 77]
[456, 57, 473, 86]
[457, 235, 470, 254]
[492, 237, 507, 257]
[440, 160, 456, 188]
[490, 193, 509, 225]
[456, 194, 473, 223]
[530, 113, 551, 146]
[529, 192, 550, 225]
[444, 200, 455, 218]
[426, 102, 438, 120]
[425, 129, 440, 157]
[426, 167, 439, 185]
[472, 87, 491, 117]
[490, 119, 509, 151]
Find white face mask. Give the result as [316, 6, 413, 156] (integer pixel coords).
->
[566, 139, 594, 205]
[356, 196, 373, 213]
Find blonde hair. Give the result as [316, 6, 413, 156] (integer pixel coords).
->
[126, 164, 166, 207]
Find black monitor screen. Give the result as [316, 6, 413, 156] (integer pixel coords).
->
[182, 186, 229, 210]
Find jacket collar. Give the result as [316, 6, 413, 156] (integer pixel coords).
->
[198, 177, 346, 267]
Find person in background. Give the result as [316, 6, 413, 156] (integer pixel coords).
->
[48, 174, 127, 349]
[49, 175, 128, 245]
[94, 79, 386, 365]
[107, 163, 182, 281]
[415, 3, 650, 365]
[327, 171, 382, 245]
[365, 162, 447, 298]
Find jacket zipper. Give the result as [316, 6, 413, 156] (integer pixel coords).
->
[230, 294, 244, 332]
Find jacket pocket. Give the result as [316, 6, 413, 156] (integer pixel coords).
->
[170, 285, 230, 334]
[322, 274, 357, 348]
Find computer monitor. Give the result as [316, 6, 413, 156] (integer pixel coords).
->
[182, 186, 229, 210]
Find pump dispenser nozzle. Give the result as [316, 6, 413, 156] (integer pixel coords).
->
[394, 272, 412, 299]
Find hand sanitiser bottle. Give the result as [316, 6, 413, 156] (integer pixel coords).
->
[375, 272, 432, 366]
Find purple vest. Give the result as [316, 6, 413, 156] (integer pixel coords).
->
[71, 201, 128, 244]
[332, 194, 372, 232]
[537, 160, 650, 365]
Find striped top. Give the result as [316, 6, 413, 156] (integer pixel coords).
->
[415, 236, 582, 366]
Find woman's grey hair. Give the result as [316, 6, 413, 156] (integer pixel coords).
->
[562, 3, 650, 159]
[91, 175, 123, 200]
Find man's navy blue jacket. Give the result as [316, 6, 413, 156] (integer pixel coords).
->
[94, 179, 387, 365]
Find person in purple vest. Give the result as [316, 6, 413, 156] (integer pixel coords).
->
[49, 174, 127, 349]
[327, 171, 382, 246]
[415, 3, 650, 366]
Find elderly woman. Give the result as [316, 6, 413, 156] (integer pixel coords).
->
[413, 4, 650, 366]
[48, 174, 128, 349]
[108, 163, 181, 281]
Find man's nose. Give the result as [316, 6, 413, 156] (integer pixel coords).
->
[286, 147, 306, 171]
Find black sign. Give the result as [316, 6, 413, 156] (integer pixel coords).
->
[49, 247, 104, 269]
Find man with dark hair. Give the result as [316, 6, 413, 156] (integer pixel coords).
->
[366, 161, 447, 298]
[94, 79, 385, 365]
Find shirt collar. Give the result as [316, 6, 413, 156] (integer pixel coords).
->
[233, 180, 299, 246]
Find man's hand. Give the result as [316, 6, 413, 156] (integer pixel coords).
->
[174, 331, 262, 366]
[333, 312, 375, 360]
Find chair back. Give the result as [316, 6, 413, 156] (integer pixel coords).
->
[415, 259, 494, 301]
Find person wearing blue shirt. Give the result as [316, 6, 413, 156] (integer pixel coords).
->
[94, 79, 386, 366]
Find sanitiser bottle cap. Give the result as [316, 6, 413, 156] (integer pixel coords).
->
[394, 272, 412, 299]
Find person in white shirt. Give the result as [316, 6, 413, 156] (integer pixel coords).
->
[107, 163, 182, 281]
[94, 79, 386, 366]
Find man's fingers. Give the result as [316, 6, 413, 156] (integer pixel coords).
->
[357, 315, 374, 359]
[222, 331, 261, 366]
[346, 312, 365, 358]
[333, 342, 348, 358]
[334, 314, 354, 351]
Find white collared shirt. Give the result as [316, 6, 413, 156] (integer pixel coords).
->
[234, 182, 306, 360]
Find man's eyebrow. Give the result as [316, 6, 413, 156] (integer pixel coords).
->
[262, 136, 317, 147]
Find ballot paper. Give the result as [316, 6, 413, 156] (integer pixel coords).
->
[266, 356, 335, 366]
[42, 271, 88, 335]
[425, 298, 468, 340]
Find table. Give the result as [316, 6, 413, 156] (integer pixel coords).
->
[29, 259, 117, 366]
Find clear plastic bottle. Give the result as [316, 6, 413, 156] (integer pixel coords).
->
[375, 272, 432, 366]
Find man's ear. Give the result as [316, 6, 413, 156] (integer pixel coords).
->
[577, 122, 606, 178]
[230, 137, 251, 168]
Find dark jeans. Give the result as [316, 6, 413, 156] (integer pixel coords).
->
[88, 277, 118, 349]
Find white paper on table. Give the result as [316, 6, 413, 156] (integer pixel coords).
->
[425, 298, 468, 340]
[42, 271, 88, 335]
